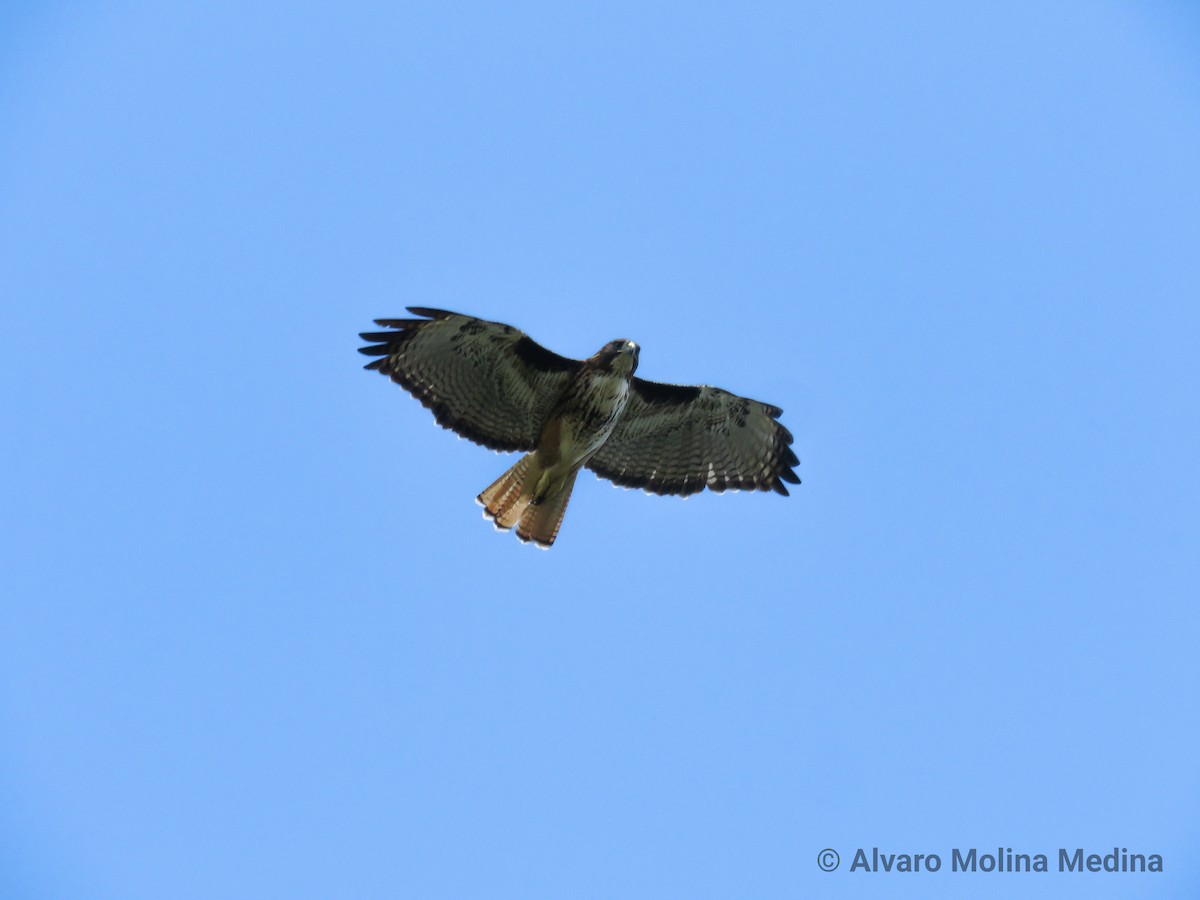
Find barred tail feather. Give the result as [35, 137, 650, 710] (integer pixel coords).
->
[478, 453, 536, 530]
[516, 467, 579, 549]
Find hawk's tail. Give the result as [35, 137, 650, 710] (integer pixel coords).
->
[478, 454, 534, 531]
[477, 454, 577, 548]
[516, 468, 578, 549]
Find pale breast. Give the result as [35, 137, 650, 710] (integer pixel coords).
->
[551, 369, 632, 466]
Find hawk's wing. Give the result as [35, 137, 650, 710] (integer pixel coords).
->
[358, 308, 582, 452]
[587, 378, 800, 496]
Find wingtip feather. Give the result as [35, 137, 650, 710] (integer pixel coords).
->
[405, 306, 457, 320]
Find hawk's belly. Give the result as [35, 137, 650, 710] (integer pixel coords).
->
[537, 370, 631, 477]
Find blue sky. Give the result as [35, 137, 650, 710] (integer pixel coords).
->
[2, 2, 1198, 897]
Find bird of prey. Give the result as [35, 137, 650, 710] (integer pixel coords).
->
[358, 308, 799, 548]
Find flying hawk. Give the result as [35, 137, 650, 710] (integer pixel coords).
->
[359, 308, 799, 547]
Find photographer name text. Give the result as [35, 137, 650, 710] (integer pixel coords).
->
[848, 847, 1162, 874]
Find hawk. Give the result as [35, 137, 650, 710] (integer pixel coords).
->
[359, 308, 799, 547]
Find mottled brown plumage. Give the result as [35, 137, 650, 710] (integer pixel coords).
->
[359, 308, 799, 547]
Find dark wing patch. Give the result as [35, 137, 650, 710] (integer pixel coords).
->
[587, 379, 799, 496]
[359, 308, 582, 452]
[512, 335, 580, 373]
[631, 379, 702, 405]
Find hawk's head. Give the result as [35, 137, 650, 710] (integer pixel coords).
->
[593, 339, 639, 376]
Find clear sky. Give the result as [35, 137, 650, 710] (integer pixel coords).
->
[2, 2, 1199, 898]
